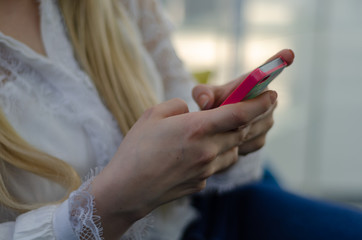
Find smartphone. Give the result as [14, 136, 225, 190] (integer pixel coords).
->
[220, 57, 287, 106]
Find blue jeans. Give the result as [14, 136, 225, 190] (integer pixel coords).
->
[182, 179, 362, 239]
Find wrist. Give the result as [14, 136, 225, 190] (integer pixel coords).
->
[90, 167, 150, 239]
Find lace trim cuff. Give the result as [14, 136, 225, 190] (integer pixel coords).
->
[68, 177, 104, 240]
[56, 168, 154, 240]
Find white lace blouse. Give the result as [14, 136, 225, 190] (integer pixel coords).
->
[0, 0, 262, 239]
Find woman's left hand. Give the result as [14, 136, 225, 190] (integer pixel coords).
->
[192, 49, 294, 155]
[193, 88, 277, 155]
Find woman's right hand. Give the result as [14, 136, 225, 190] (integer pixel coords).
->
[90, 91, 277, 239]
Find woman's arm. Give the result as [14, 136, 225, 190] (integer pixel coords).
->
[90, 92, 277, 239]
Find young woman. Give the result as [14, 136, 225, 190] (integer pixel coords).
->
[0, 0, 293, 239]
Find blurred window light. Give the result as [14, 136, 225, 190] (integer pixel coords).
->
[244, 1, 294, 26]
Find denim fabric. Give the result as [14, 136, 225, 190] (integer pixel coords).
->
[182, 173, 362, 240]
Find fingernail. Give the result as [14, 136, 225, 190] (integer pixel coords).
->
[288, 49, 295, 59]
[270, 91, 278, 104]
[199, 94, 209, 110]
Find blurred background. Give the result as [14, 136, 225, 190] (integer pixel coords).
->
[160, 0, 362, 205]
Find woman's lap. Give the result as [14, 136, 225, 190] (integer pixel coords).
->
[182, 182, 362, 240]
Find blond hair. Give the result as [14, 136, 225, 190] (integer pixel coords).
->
[0, 0, 158, 213]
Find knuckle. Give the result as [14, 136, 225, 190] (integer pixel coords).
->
[254, 137, 266, 151]
[186, 119, 208, 139]
[238, 132, 245, 144]
[231, 108, 247, 125]
[200, 168, 214, 180]
[238, 126, 250, 143]
[198, 148, 217, 164]
[195, 180, 207, 192]
[266, 118, 274, 130]
[193, 123, 207, 138]
[222, 149, 238, 170]
[142, 106, 158, 119]
[262, 95, 273, 112]
[239, 137, 266, 155]
[173, 98, 189, 111]
[230, 150, 239, 164]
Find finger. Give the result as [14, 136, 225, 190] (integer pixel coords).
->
[242, 113, 274, 142]
[209, 147, 239, 175]
[238, 135, 266, 155]
[200, 91, 277, 133]
[214, 119, 269, 153]
[213, 125, 252, 157]
[211, 108, 273, 151]
[162, 179, 207, 200]
[248, 98, 277, 125]
[211, 76, 250, 107]
[175, 147, 238, 195]
[145, 98, 189, 119]
[202, 74, 251, 108]
[235, 104, 275, 155]
[192, 84, 215, 110]
[192, 73, 251, 110]
[208, 49, 293, 107]
[264, 49, 295, 66]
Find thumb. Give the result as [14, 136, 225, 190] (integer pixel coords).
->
[192, 84, 215, 110]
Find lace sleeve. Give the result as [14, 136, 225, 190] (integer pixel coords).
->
[128, 0, 199, 111]
[68, 178, 104, 239]
[53, 174, 104, 240]
[54, 169, 153, 240]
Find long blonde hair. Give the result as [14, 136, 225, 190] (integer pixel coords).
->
[0, 0, 159, 213]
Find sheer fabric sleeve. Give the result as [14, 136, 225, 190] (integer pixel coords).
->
[56, 173, 153, 240]
[53, 177, 103, 240]
[0, 181, 103, 240]
[132, 0, 263, 192]
[0, 169, 152, 240]
[0, 205, 58, 240]
[0, 176, 105, 240]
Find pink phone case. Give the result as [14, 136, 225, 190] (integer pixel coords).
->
[220, 57, 287, 106]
